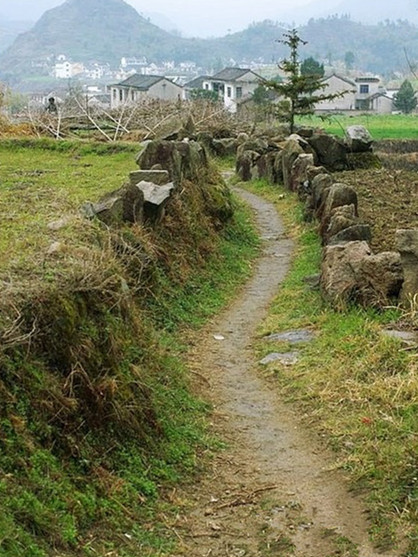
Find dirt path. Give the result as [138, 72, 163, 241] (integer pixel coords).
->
[170, 188, 399, 557]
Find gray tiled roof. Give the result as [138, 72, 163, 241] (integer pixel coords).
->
[212, 67, 258, 81]
[117, 74, 165, 90]
[184, 75, 211, 89]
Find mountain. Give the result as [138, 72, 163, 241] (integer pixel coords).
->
[0, 19, 33, 54]
[1, 0, 418, 86]
[0, 0, 189, 76]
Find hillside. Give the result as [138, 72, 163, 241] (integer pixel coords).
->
[0, 0, 190, 77]
[1, 0, 418, 83]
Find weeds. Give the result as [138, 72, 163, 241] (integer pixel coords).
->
[246, 179, 417, 555]
[0, 140, 260, 555]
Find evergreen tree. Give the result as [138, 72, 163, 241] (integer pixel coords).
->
[344, 51, 355, 70]
[300, 56, 324, 78]
[263, 29, 345, 133]
[393, 79, 417, 114]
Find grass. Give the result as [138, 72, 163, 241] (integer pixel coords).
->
[0, 138, 137, 271]
[245, 179, 417, 556]
[0, 140, 260, 556]
[297, 113, 418, 140]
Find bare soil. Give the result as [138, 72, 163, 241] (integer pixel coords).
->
[168, 188, 401, 557]
[337, 166, 418, 253]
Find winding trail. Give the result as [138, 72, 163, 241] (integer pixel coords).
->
[171, 188, 399, 557]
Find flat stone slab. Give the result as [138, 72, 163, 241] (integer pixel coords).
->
[136, 181, 174, 206]
[259, 352, 300, 366]
[382, 329, 417, 345]
[265, 329, 315, 344]
[130, 169, 170, 186]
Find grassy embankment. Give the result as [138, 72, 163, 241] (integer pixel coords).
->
[0, 139, 260, 556]
[244, 179, 417, 556]
[297, 113, 418, 140]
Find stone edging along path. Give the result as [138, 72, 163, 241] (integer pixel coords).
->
[169, 187, 400, 557]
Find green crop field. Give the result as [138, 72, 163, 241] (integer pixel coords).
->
[297, 113, 418, 140]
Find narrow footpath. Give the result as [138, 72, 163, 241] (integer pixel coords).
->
[170, 188, 399, 557]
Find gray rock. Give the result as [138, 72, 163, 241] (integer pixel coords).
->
[137, 181, 174, 205]
[328, 224, 372, 245]
[321, 241, 403, 306]
[396, 228, 418, 304]
[259, 352, 300, 366]
[265, 330, 315, 344]
[129, 169, 169, 186]
[326, 204, 357, 239]
[281, 138, 304, 190]
[345, 125, 373, 153]
[308, 133, 348, 171]
[212, 138, 237, 157]
[290, 153, 314, 194]
[321, 241, 372, 304]
[236, 150, 260, 181]
[137, 139, 208, 184]
[382, 329, 418, 346]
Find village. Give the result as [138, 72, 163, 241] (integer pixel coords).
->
[20, 52, 410, 117]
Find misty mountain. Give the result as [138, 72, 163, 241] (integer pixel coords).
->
[332, 0, 418, 24]
[1, 0, 418, 87]
[0, 19, 33, 54]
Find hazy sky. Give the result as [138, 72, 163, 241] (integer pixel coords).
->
[0, 0, 416, 36]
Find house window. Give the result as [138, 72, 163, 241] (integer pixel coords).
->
[119, 89, 123, 102]
[236, 86, 242, 99]
[113, 89, 117, 100]
[227, 86, 232, 98]
[359, 84, 369, 94]
[131, 89, 135, 101]
[205, 83, 209, 90]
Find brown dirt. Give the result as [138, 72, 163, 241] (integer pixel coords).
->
[336, 166, 418, 253]
[168, 188, 401, 557]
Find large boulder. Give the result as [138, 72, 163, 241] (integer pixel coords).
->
[327, 224, 372, 245]
[345, 125, 373, 153]
[290, 153, 314, 195]
[321, 241, 371, 303]
[396, 228, 418, 304]
[83, 183, 144, 226]
[308, 133, 348, 171]
[321, 241, 403, 306]
[136, 139, 208, 184]
[236, 150, 260, 181]
[321, 183, 358, 222]
[281, 137, 304, 190]
[212, 138, 238, 157]
[129, 169, 169, 186]
[326, 204, 358, 239]
[360, 252, 403, 302]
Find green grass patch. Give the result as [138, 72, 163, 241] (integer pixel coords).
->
[246, 179, 417, 556]
[297, 113, 418, 140]
[0, 142, 260, 556]
[0, 138, 137, 270]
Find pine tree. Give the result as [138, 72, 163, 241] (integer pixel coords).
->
[393, 79, 417, 114]
[300, 56, 324, 78]
[263, 29, 346, 133]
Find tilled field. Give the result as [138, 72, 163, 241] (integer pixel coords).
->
[336, 163, 418, 253]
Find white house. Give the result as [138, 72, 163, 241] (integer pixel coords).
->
[316, 73, 393, 113]
[109, 74, 183, 109]
[202, 67, 262, 112]
[354, 76, 382, 110]
[54, 56, 84, 79]
[316, 73, 357, 111]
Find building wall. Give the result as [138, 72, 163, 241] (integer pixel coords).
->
[316, 75, 356, 111]
[203, 72, 260, 113]
[110, 79, 182, 108]
[371, 95, 393, 114]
